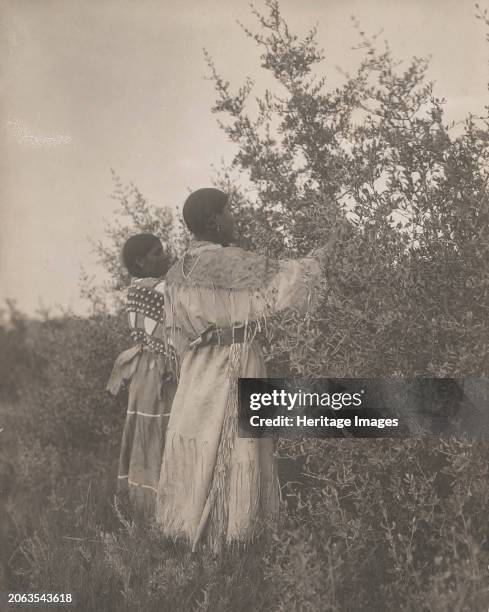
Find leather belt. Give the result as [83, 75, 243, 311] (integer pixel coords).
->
[189, 323, 257, 349]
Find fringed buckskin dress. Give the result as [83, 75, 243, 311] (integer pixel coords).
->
[155, 241, 322, 552]
[107, 277, 178, 518]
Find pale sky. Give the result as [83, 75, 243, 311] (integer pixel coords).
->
[1, 0, 487, 315]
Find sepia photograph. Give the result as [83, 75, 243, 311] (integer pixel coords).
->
[1, 1, 489, 610]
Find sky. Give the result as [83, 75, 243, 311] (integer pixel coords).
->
[1, 0, 487, 316]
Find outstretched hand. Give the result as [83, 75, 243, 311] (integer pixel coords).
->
[307, 217, 351, 264]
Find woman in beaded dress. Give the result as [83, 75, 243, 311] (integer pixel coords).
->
[107, 234, 178, 519]
[155, 189, 340, 552]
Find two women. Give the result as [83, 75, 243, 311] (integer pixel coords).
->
[109, 188, 338, 549]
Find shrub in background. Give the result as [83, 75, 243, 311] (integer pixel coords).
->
[206, 0, 489, 379]
[16, 312, 127, 451]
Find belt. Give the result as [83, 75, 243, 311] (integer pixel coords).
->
[189, 323, 257, 349]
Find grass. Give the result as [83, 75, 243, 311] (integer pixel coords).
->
[3, 397, 489, 611]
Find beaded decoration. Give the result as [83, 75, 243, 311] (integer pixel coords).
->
[126, 284, 167, 354]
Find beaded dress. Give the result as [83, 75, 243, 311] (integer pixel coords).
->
[107, 277, 177, 518]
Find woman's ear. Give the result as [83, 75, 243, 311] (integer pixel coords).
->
[134, 255, 145, 272]
[204, 213, 219, 234]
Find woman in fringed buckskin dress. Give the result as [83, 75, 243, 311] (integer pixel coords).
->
[155, 189, 339, 551]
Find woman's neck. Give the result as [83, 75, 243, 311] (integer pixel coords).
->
[192, 233, 228, 247]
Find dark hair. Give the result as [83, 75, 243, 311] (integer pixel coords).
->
[121, 233, 160, 277]
[182, 188, 228, 236]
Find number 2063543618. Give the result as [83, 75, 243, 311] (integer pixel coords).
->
[1, 593, 74, 607]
